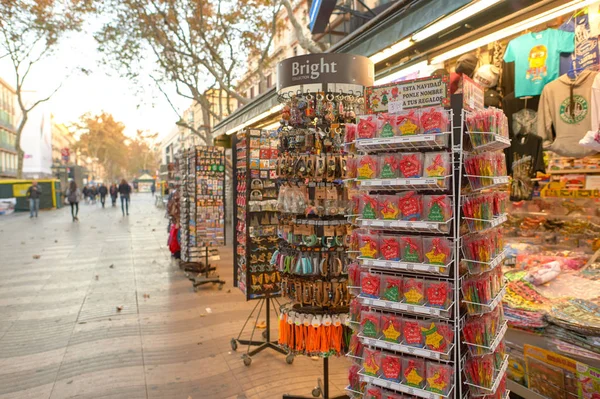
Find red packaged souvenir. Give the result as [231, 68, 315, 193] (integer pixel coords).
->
[381, 353, 402, 382]
[379, 154, 400, 179]
[402, 319, 424, 347]
[362, 348, 381, 376]
[426, 280, 451, 309]
[357, 115, 378, 139]
[400, 236, 423, 263]
[347, 262, 361, 287]
[360, 310, 380, 338]
[361, 272, 381, 298]
[345, 123, 357, 143]
[380, 314, 402, 343]
[381, 275, 403, 302]
[380, 235, 401, 261]
[379, 195, 400, 220]
[398, 153, 423, 178]
[403, 278, 425, 305]
[348, 364, 361, 391]
[420, 106, 449, 134]
[348, 333, 363, 358]
[364, 384, 382, 399]
[403, 358, 426, 388]
[426, 362, 453, 395]
[423, 237, 452, 266]
[396, 109, 421, 136]
[377, 113, 397, 138]
[357, 155, 378, 179]
[398, 191, 422, 221]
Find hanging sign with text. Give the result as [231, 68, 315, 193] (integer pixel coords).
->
[365, 75, 451, 114]
[462, 75, 485, 112]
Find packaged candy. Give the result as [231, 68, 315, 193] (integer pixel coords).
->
[361, 272, 381, 298]
[426, 362, 453, 395]
[379, 195, 400, 220]
[421, 321, 454, 353]
[420, 106, 449, 134]
[423, 237, 452, 266]
[357, 115, 378, 139]
[424, 195, 452, 222]
[396, 109, 421, 136]
[403, 278, 425, 305]
[377, 113, 397, 138]
[380, 314, 403, 343]
[347, 262, 361, 287]
[358, 234, 379, 259]
[379, 154, 400, 179]
[345, 123, 357, 143]
[383, 391, 404, 399]
[426, 280, 452, 309]
[380, 235, 401, 261]
[403, 358, 426, 388]
[464, 152, 508, 190]
[350, 298, 362, 323]
[400, 236, 423, 263]
[348, 333, 363, 358]
[424, 152, 450, 177]
[403, 318, 424, 347]
[346, 157, 358, 179]
[462, 268, 504, 315]
[357, 155, 378, 179]
[360, 311, 380, 338]
[364, 384, 382, 399]
[360, 194, 378, 219]
[398, 153, 423, 178]
[381, 353, 402, 382]
[363, 348, 382, 376]
[348, 363, 361, 391]
[398, 191, 422, 221]
[381, 275, 403, 302]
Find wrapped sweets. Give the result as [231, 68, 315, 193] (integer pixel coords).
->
[403, 358, 426, 388]
[361, 271, 381, 298]
[377, 113, 397, 138]
[380, 235, 401, 261]
[363, 347, 382, 376]
[357, 115, 377, 139]
[379, 154, 400, 179]
[379, 195, 400, 220]
[420, 106, 449, 134]
[357, 154, 378, 179]
[403, 318, 424, 347]
[381, 275, 403, 302]
[380, 353, 402, 382]
[424, 237, 452, 265]
[398, 153, 423, 178]
[380, 314, 402, 343]
[403, 278, 425, 305]
[360, 310, 380, 338]
[360, 194, 378, 219]
[396, 109, 421, 136]
[358, 234, 379, 259]
[424, 152, 451, 177]
[424, 195, 452, 222]
[400, 236, 423, 263]
[426, 362, 453, 395]
[398, 191, 422, 221]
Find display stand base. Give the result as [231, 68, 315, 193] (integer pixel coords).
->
[231, 296, 292, 366]
[282, 357, 348, 399]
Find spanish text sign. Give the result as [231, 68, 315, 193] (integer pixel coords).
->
[365, 75, 451, 113]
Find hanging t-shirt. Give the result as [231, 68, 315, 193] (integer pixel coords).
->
[504, 29, 575, 97]
[559, 14, 599, 78]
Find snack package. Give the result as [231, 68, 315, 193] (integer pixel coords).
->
[377, 113, 397, 138]
[349, 298, 362, 323]
[364, 384, 382, 399]
[383, 392, 404, 399]
[400, 236, 423, 263]
[359, 234, 379, 259]
[346, 157, 358, 179]
[381, 353, 402, 382]
[357, 155, 378, 179]
[380, 235, 401, 261]
[347, 262, 361, 287]
[403, 278, 425, 305]
[361, 272, 381, 298]
[381, 275, 403, 302]
[357, 115, 378, 139]
[348, 363, 361, 391]
[424, 152, 450, 177]
[348, 333, 364, 358]
[398, 153, 424, 178]
[403, 318, 424, 347]
[426, 362, 453, 395]
[345, 123, 357, 143]
[379, 154, 400, 179]
[423, 237, 452, 266]
[360, 310, 380, 338]
[396, 109, 421, 136]
[379, 195, 400, 220]
[420, 106, 449, 134]
[425, 280, 452, 309]
[398, 191, 422, 221]
[403, 358, 426, 388]
[424, 195, 452, 222]
[360, 194, 378, 219]
[380, 314, 403, 343]
[421, 321, 453, 353]
[363, 348, 382, 376]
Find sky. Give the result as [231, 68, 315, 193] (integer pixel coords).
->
[0, 23, 190, 141]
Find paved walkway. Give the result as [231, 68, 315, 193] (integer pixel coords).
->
[0, 194, 348, 399]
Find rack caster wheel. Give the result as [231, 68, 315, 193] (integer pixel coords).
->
[242, 354, 252, 366]
[230, 338, 238, 351]
[262, 330, 267, 339]
[311, 387, 321, 397]
[285, 354, 294, 364]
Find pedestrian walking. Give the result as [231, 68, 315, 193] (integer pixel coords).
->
[90, 185, 97, 204]
[65, 181, 81, 222]
[82, 185, 89, 204]
[26, 180, 42, 218]
[98, 183, 108, 208]
[151, 182, 156, 197]
[118, 178, 131, 216]
[110, 183, 118, 207]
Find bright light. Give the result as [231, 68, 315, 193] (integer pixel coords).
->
[262, 121, 281, 130]
[225, 104, 283, 135]
[431, 0, 596, 64]
[369, 39, 412, 64]
[374, 61, 431, 85]
[412, 0, 503, 42]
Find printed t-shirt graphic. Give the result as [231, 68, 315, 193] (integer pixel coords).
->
[504, 29, 575, 97]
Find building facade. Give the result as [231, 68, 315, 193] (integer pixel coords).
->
[0, 77, 17, 178]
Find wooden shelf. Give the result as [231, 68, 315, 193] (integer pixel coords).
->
[547, 168, 600, 175]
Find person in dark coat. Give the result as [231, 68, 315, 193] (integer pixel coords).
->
[98, 183, 108, 208]
[118, 179, 131, 216]
[109, 183, 118, 207]
[26, 180, 42, 218]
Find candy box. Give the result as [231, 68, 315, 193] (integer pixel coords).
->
[424, 152, 451, 177]
[381, 353, 402, 382]
[403, 318, 424, 347]
[380, 314, 403, 343]
[395, 109, 421, 136]
[403, 278, 425, 305]
[361, 272, 381, 298]
[347, 262, 361, 287]
[357, 115, 378, 139]
[360, 310, 380, 338]
[398, 191, 422, 221]
[348, 363, 361, 391]
[379, 195, 400, 220]
[364, 384, 382, 399]
[348, 333, 364, 358]
[423, 237, 452, 266]
[420, 106, 449, 135]
[377, 113, 397, 138]
[357, 155, 378, 179]
[359, 194, 378, 219]
[398, 153, 424, 178]
[363, 348, 382, 376]
[380, 235, 401, 261]
[424, 195, 452, 222]
[380, 275, 403, 302]
[421, 321, 453, 353]
[379, 154, 400, 179]
[425, 280, 452, 309]
[403, 358, 426, 388]
[426, 362, 453, 395]
[358, 234, 379, 259]
[400, 236, 423, 263]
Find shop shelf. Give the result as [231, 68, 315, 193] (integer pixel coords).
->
[461, 249, 507, 275]
[358, 257, 452, 277]
[464, 320, 508, 357]
[355, 132, 451, 152]
[356, 218, 453, 234]
[358, 369, 455, 399]
[465, 175, 509, 192]
[344, 385, 363, 398]
[356, 176, 451, 191]
[464, 355, 509, 396]
[357, 294, 454, 319]
[463, 285, 506, 316]
[463, 213, 507, 233]
[358, 333, 454, 361]
[466, 132, 511, 152]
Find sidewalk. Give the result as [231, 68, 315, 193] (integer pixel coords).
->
[0, 194, 349, 399]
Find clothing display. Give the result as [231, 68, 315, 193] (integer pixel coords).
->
[504, 28, 575, 97]
[538, 70, 598, 157]
[559, 13, 598, 78]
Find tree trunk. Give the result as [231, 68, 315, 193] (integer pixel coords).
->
[281, 0, 327, 54]
[15, 115, 27, 179]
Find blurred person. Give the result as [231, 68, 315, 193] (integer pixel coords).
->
[151, 182, 156, 197]
[118, 178, 131, 216]
[26, 180, 42, 218]
[98, 183, 108, 208]
[110, 183, 118, 207]
[82, 185, 89, 204]
[65, 181, 81, 222]
[90, 185, 97, 204]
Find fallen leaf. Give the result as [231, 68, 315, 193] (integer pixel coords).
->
[109, 264, 114, 269]
[33, 255, 41, 259]
[116, 306, 123, 312]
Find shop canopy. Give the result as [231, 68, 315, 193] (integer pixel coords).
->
[134, 173, 155, 183]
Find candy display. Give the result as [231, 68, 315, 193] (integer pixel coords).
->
[462, 268, 504, 315]
[465, 107, 509, 151]
[463, 307, 505, 356]
[462, 192, 508, 231]
[461, 228, 504, 272]
[464, 152, 508, 190]
[426, 363, 453, 395]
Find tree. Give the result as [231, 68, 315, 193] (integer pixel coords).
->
[126, 130, 160, 176]
[0, 0, 94, 178]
